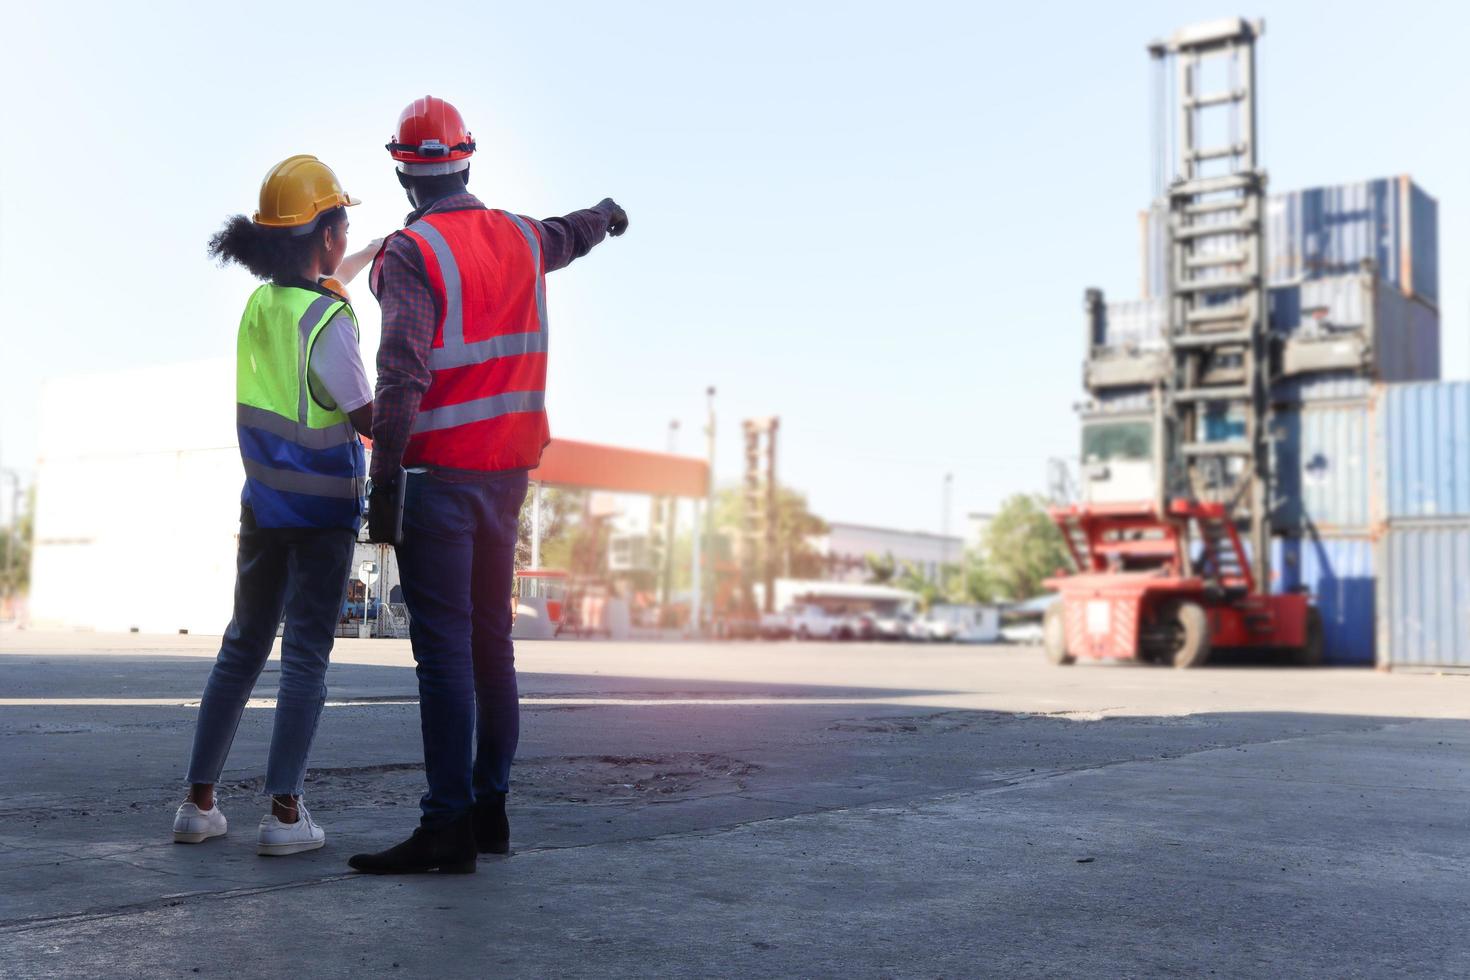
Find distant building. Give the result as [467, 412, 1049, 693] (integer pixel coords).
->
[812, 521, 964, 584]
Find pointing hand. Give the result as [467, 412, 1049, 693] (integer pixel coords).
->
[599, 198, 629, 237]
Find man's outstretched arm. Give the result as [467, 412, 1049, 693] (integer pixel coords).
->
[528, 198, 628, 273]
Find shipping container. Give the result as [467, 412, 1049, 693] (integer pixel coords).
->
[1144, 176, 1439, 306]
[1092, 273, 1440, 387]
[1376, 381, 1470, 520]
[1271, 273, 1439, 383]
[1272, 401, 1372, 532]
[1376, 522, 1470, 669]
[1270, 372, 1373, 405]
[1096, 298, 1167, 351]
[1271, 535, 1375, 666]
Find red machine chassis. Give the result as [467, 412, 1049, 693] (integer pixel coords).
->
[1045, 501, 1310, 664]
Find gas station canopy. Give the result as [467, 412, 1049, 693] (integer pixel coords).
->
[529, 439, 710, 499]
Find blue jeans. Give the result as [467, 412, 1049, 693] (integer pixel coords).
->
[185, 506, 355, 796]
[395, 470, 528, 828]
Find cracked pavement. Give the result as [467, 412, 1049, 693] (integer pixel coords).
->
[1, 634, 1467, 977]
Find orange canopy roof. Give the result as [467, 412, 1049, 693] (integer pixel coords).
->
[530, 439, 710, 498]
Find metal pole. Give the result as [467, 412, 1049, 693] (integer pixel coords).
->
[941, 472, 953, 584]
[703, 387, 716, 633]
[764, 419, 778, 613]
[530, 482, 542, 570]
[690, 498, 702, 636]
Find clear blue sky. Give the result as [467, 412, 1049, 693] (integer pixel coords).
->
[2, 1, 1465, 533]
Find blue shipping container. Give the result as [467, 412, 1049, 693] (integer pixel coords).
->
[1377, 523, 1470, 669]
[1102, 274, 1439, 385]
[1272, 402, 1372, 532]
[1377, 381, 1470, 520]
[1272, 536, 1375, 666]
[1271, 372, 1374, 405]
[1145, 176, 1439, 306]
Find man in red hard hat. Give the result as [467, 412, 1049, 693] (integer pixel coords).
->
[349, 96, 627, 875]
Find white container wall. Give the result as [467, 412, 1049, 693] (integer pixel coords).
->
[29, 360, 246, 634]
[1272, 401, 1372, 533]
[1377, 523, 1470, 669]
[1376, 381, 1470, 520]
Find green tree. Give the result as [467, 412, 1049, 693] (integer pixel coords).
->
[865, 551, 896, 585]
[895, 561, 939, 610]
[713, 484, 827, 579]
[960, 552, 998, 603]
[0, 486, 35, 596]
[981, 493, 1071, 601]
[516, 487, 586, 569]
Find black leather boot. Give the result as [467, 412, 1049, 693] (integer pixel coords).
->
[473, 793, 510, 855]
[348, 814, 477, 874]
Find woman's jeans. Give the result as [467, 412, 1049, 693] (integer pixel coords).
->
[394, 470, 528, 829]
[185, 506, 355, 797]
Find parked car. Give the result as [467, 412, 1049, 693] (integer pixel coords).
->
[872, 609, 918, 641]
[1001, 622, 1044, 644]
[758, 608, 793, 639]
[926, 604, 1002, 643]
[910, 616, 959, 642]
[836, 612, 876, 641]
[788, 604, 840, 640]
[761, 603, 841, 640]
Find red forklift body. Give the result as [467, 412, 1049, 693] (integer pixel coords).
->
[1045, 501, 1312, 665]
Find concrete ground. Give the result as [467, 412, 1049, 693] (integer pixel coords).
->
[1, 632, 1466, 978]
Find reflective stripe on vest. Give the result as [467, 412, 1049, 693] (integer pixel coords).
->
[394, 208, 552, 471]
[236, 403, 358, 451]
[409, 212, 548, 372]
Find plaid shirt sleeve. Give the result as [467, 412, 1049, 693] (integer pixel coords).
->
[369, 233, 437, 482]
[528, 202, 617, 273]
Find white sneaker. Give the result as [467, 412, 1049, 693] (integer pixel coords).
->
[173, 802, 228, 844]
[257, 801, 326, 856]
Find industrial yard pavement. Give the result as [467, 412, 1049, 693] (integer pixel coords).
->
[1, 633, 1466, 978]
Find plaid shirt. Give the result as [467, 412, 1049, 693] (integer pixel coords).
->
[369, 192, 616, 482]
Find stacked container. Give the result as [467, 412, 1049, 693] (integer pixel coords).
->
[1081, 176, 1446, 667]
[1374, 382, 1470, 669]
[1143, 176, 1439, 306]
[1269, 375, 1377, 665]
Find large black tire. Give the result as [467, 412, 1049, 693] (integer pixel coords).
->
[1171, 602, 1211, 669]
[1296, 607, 1324, 666]
[1043, 603, 1074, 665]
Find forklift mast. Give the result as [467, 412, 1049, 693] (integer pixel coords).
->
[1150, 17, 1272, 592]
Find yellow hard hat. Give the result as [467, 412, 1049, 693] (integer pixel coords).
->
[253, 155, 361, 230]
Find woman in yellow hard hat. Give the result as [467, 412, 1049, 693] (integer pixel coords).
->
[173, 155, 380, 857]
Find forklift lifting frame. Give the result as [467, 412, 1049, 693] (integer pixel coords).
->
[1046, 18, 1319, 667]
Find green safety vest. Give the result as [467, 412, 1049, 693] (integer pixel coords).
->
[235, 283, 366, 530]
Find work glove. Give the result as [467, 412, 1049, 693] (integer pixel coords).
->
[366, 469, 405, 545]
[599, 198, 629, 237]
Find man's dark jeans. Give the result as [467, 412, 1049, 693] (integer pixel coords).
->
[186, 506, 355, 796]
[396, 469, 529, 828]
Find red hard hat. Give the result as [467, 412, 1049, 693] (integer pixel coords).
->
[387, 96, 475, 175]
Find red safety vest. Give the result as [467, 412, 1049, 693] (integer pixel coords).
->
[375, 208, 550, 472]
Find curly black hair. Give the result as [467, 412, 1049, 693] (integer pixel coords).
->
[207, 207, 346, 282]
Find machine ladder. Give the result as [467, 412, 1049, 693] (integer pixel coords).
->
[1150, 17, 1272, 592]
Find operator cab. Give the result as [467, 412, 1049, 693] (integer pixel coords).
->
[1080, 416, 1156, 505]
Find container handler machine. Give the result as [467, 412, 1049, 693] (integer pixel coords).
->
[1044, 18, 1323, 668]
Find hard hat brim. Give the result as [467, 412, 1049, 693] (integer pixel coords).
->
[253, 193, 361, 229]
